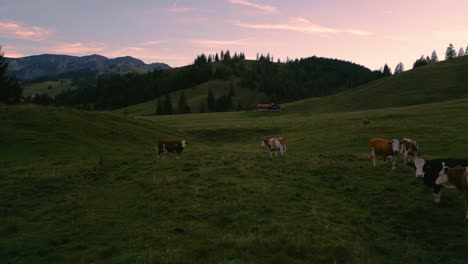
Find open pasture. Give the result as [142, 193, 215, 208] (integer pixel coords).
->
[2, 99, 468, 263]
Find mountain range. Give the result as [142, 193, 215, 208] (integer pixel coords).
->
[5, 54, 171, 80]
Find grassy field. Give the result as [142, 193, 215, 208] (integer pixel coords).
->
[273, 56, 468, 114]
[2, 97, 468, 263]
[115, 79, 268, 116]
[22, 79, 76, 98]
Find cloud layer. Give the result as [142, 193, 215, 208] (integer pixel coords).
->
[0, 21, 52, 41]
[232, 17, 372, 36]
[228, 0, 277, 13]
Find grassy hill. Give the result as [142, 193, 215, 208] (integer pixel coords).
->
[22, 79, 76, 98]
[3, 98, 468, 263]
[115, 79, 269, 116]
[285, 56, 468, 113]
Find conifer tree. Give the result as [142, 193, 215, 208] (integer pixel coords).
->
[458, 48, 465, 57]
[163, 94, 172, 115]
[431, 50, 439, 63]
[177, 92, 190, 114]
[394, 62, 404, 74]
[382, 64, 392, 76]
[207, 90, 215, 112]
[446, 43, 456, 59]
[0, 46, 23, 104]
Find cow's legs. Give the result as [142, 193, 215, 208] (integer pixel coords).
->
[464, 192, 468, 222]
[275, 150, 278, 157]
[433, 185, 442, 205]
[176, 151, 181, 160]
[269, 151, 272, 159]
[371, 148, 376, 167]
[391, 155, 396, 170]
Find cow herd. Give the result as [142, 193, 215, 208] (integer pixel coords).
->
[156, 133, 468, 222]
[369, 137, 468, 222]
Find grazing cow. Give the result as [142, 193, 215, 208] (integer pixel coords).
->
[399, 138, 419, 162]
[407, 158, 468, 204]
[435, 164, 468, 222]
[362, 118, 370, 127]
[157, 139, 187, 159]
[261, 137, 287, 158]
[369, 137, 400, 170]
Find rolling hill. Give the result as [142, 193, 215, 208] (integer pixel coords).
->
[285, 56, 468, 113]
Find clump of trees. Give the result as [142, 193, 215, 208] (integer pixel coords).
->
[0, 46, 23, 104]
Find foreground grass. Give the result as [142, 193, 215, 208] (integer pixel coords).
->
[2, 100, 468, 263]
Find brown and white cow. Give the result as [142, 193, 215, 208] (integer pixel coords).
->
[436, 163, 468, 222]
[369, 137, 400, 170]
[362, 118, 370, 127]
[157, 139, 187, 159]
[400, 138, 419, 163]
[261, 137, 287, 158]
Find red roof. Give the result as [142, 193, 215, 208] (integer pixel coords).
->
[257, 104, 272, 108]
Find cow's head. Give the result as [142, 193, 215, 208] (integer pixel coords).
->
[435, 162, 449, 185]
[389, 139, 400, 154]
[261, 138, 270, 148]
[408, 157, 426, 178]
[180, 139, 187, 148]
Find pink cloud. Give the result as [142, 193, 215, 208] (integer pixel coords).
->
[167, 7, 195, 13]
[191, 39, 251, 47]
[228, 0, 277, 13]
[0, 20, 53, 41]
[48, 42, 107, 55]
[142, 40, 165, 46]
[232, 17, 373, 36]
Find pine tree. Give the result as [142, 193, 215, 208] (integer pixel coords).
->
[413, 55, 429, 69]
[394, 62, 404, 74]
[177, 92, 190, 114]
[465, 45, 468, 56]
[199, 102, 206, 113]
[431, 50, 439, 63]
[207, 90, 215, 112]
[224, 50, 231, 61]
[163, 94, 172, 115]
[458, 48, 465, 57]
[446, 43, 456, 59]
[215, 53, 220, 62]
[207, 55, 213, 63]
[382, 64, 392, 76]
[0, 46, 23, 104]
[220, 50, 224, 61]
[229, 82, 235, 97]
[156, 97, 164, 115]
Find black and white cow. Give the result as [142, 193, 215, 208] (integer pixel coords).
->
[408, 158, 468, 204]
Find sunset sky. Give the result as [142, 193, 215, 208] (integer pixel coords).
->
[1, 0, 467, 71]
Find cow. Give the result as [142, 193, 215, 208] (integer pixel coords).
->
[407, 158, 468, 205]
[399, 138, 419, 163]
[362, 118, 370, 127]
[369, 137, 400, 170]
[261, 137, 287, 158]
[435, 164, 468, 222]
[157, 139, 187, 159]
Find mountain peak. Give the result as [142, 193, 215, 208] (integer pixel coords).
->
[6, 54, 171, 80]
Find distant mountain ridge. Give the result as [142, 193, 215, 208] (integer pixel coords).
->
[6, 54, 171, 80]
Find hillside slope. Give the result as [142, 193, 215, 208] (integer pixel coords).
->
[115, 79, 269, 115]
[285, 56, 468, 113]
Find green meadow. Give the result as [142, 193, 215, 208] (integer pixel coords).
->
[2, 95, 468, 263]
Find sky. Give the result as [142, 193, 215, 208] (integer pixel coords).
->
[1, 0, 467, 71]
